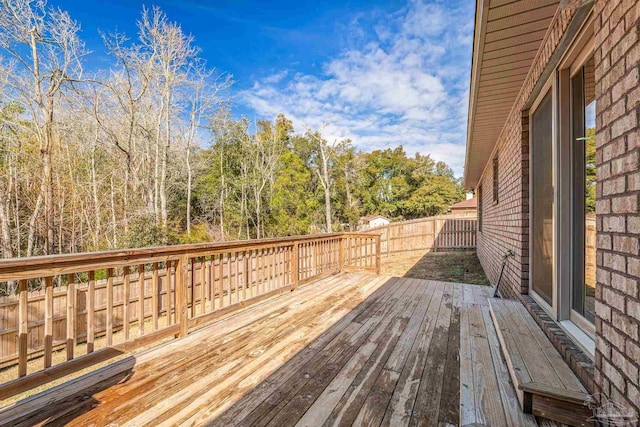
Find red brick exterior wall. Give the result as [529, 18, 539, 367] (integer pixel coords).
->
[476, 7, 577, 299]
[474, 0, 640, 415]
[593, 0, 640, 415]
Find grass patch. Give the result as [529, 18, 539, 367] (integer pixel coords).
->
[380, 250, 490, 286]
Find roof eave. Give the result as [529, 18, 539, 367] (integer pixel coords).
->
[463, 0, 489, 190]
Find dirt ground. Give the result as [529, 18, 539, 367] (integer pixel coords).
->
[380, 250, 491, 286]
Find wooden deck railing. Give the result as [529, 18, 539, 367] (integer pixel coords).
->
[0, 232, 380, 399]
[363, 215, 477, 257]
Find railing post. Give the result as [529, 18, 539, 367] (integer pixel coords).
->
[176, 254, 189, 338]
[292, 242, 299, 290]
[338, 236, 345, 272]
[375, 235, 381, 275]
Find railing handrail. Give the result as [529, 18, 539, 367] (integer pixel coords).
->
[0, 232, 369, 281]
[0, 231, 382, 400]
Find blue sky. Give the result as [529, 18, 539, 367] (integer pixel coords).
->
[55, 0, 474, 176]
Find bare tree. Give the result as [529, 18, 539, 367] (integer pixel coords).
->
[306, 127, 334, 233]
[334, 139, 361, 227]
[138, 6, 199, 235]
[249, 122, 284, 239]
[0, 0, 86, 255]
[99, 31, 153, 234]
[181, 65, 230, 234]
[0, 61, 17, 258]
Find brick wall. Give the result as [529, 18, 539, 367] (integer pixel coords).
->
[593, 0, 640, 416]
[476, 7, 576, 299]
[473, 0, 640, 416]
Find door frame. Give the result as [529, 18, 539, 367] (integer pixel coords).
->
[527, 11, 596, 354]
[558, 13, 596, 339]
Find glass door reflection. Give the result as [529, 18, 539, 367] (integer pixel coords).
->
[571, 55, 596, 324]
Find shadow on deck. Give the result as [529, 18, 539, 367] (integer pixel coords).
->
[0, 273, 563, 426]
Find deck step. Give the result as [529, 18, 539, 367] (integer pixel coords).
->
[488, 298, 594, 427]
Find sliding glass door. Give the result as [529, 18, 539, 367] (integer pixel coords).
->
[530, 89, 554, 305]
[527, 24, 596, 351]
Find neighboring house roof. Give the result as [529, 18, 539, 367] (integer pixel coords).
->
[449, 198, 477, 210]
[464, 0, 560, 189]
[360, 214, 390, 223]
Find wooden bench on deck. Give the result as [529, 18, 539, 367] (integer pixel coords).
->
[488, 298, 594, 427]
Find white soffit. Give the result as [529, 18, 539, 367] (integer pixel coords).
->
[464, 0, 560, 188]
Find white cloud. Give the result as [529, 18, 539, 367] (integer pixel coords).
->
[261, 70, 289, 84]
[239, 0, 473, 176]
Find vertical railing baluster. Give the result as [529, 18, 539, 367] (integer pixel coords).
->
[138, 264, 145, 335]
[243, 251, 248, 301]
[228, 253, 234, 306]
[278, 247, 282, 287]
[326, 239, 329, 271]
[273, 248, 278, 289]
[166, 261, 173, 325]
[234, 253, 239, 303]
[152, 262, 159, 330]
[18, 278, 28, 377]
[250, 251, 255, 298]
[364, 239, 369, 268]
[123, 266, 130, 342]
[208, 257, 214, 310]
[44, 276, 54, 365]
[282, 248, 286, 288]
[376, 236, 381, 275]
[200, 257, 206, 315]
[258, 249, 263, 294]
[269, 248, 274, 291]
[66, 273, 76, 361]
[293, 243, 299, 290]
[106, 268, 114, 346]
[190, 259, 195, 318]
[86, 272, 95, 354]
[264, 249, 269, 293]
[274, 248, 279, 288]
[219, 254, 225, 308]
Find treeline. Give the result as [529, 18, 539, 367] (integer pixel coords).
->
[193, 114, 465, 242]
[0, 0, 464, 258]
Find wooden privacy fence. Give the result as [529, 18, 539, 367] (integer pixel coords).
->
[364, 215, 478, 257]
[0, 232, 380, 399]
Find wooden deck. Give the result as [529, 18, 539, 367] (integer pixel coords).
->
[1, 273, 567, 426]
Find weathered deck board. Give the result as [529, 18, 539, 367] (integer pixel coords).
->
[481, 304, 537, 427]
[489, 299, 592, 425]
[0, 273, 561, 427]
[408, 281, 454, 426]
